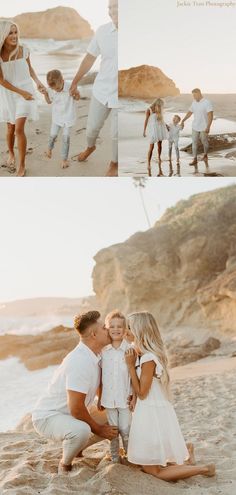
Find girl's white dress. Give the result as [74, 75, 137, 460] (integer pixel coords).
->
[148, 108, 168, 144]
[0, 45, 38, 124]
[128, 352, 189, 466]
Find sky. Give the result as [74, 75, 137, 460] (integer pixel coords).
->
[0, 0, 110, 30]
[0, 177, 235, 303]
[119, 0, 236, 93]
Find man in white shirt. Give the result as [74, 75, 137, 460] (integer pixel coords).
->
[70, 0, 118, 176]
[32, 311, 118, 473]
[181, 88, 213, 167]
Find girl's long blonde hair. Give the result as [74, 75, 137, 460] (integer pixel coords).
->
[127, 311, 170, 397]
[0, 20, 20, 60]
[150, 98, 164, 121]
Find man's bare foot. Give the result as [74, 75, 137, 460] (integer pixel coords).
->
[202, 154, 209, 166]
[189, 159, 198, 166]
[61, 160, 69, 169]
[45, 150, 52, 159]
[105, 161, 118, 177]
[17, 167, 26, 177]
[205, 463, 216, 477]
[58, 460, 72, 474]
[186, 442, 196, 465]
[75, 450, 83, 458]
[78, 146, 96, 162]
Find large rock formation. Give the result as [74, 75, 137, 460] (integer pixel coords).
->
[93, 185, 236, 334]
[11, 7, 93, 40]
[119, 65, 180, 98]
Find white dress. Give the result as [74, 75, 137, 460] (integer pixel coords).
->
[128, 352, 189, 466]
[0, 45, 38, 124]
[148, 108, 168, 144]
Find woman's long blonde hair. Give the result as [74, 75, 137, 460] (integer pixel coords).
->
[0, 20, 20, 60]
[150, 98, 164, 121]
[127, 311, 170, 397]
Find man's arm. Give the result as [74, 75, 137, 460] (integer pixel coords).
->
[206, 111, 213, 134]
[70, 53, 96, 95]
[67, 390, 117, 439]
[181, 111, 193, 125]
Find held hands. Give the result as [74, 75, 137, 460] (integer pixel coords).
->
[205, 127, 210, 134]
[128, 394, 137, 412]
[125, 347, 136, 368]
[21, 90, 34, 101]
[70, 82, 78, 97]
[73, 90, 81, 101]
[180, 121, 184, 129]
[37, 82, 47, 94]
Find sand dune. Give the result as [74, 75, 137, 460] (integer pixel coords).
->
[0, 356, 235, 494]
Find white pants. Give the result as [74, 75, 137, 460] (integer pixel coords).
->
[33, 408, 106, 466]
[106, 407, 131, 461]
[86, 95, 118, 163]
[192, 129, 209, 158]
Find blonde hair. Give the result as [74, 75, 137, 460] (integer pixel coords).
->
[0, 21, 20, 60]
[150, 98, 164, 121]
[127, 311, 170, 397]
[105, 309, 126, 329]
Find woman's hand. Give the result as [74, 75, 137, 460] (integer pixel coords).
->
[129, 394, 137, 412]
[125, 348, 136, 367]
[143, 131, 146, 137]
[21, 90, 34, 100]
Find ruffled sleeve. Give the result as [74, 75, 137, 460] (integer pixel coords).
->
[22, 45, 30, 59]
[140, 352, 163, 378]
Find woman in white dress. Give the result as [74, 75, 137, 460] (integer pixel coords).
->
[125, 311, 216, 482]
[0, 21, 45, 176]
[143, 98, 168, 177]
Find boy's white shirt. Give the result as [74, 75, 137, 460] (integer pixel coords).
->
[101, 339, 132, 409]
[168, 123, 182, 142]
[47, 80, 79, 127]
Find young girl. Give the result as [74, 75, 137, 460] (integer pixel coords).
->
[125, 311, 216, 482]
[0, 21, 45, 176]
[98, 310, 135, 462]
[143, 98, 168, 177]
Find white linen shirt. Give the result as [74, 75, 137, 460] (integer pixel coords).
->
[32, 342, 101, 421]
[189, 98, 213, 132]
[48, 80, 77, 127]
[87, 22, 118, 109]
[101, 340, 132, 409]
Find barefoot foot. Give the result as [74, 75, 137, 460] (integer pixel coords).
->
[105, 161, 118, 177]
[17, 167, 26, 177]
[61, 160, 69, 169]
[78, 146, 96, 162]
[205, 463, 216, 477]
[58, 460, 72, 474]
[189, 159, 198, 166]
[45, 150, 52, 159]
[186, 442, 196, 465]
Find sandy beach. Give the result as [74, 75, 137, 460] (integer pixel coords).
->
[119, 94, 236, 177]
[0, 352, 235, 495]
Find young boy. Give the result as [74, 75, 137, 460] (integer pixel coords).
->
[168, 115, 183, 166]
[43, 70, 80, 168]
[98, 310, 135, 462]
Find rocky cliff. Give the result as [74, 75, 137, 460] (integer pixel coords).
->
[119, 65, 180, 98]
[12, 7, 93, 40]
[93, 185, 236, 335]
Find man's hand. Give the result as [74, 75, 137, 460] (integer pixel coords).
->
[73, 90, 80, 101]
[70, 82, 78, 97]
[205, 126, 210, 134]
[98, 424, 118, 440]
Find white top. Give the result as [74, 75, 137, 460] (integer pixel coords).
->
[101, 339, 132, 409]
[32, 342, 101, 421]
[168, 123, 182, 142]
[47, 80, 77, 127]
[189, 98, 213, 132]
[87, 22, 118, 109]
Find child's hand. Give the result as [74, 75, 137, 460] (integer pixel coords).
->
[37, 82, 47, 94]
[125, 348, 136, 367]
[129, 395, 137, 412]
[21, 90, 34, 101]
[73, 90, 80, 101]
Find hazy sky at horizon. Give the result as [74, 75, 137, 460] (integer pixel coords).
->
[119, 0, 236, 93]
[0, 0, 110, 30]
[0, 178, 235, 303]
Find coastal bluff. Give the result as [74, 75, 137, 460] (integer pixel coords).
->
[119, 65, 180, 98]
[93, 185, 236, 334]
[10, 7, 93, 40]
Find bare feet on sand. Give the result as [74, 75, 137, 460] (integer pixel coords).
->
[58, 461, 72, 474]
[61, 160, 69, 169]
[77, 146, 96, 162]
[105, 161, 118, 177]
[186, 442, 196, 465]
[16, 166, 26, 177]
[205, 463, 216, 477]
[7, 154, 16, 171]
[45, 150, 52, 159]
[189, 159, 198, 166]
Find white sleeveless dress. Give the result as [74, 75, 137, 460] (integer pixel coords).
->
[148, 108, 168, 144]
[128, 352, 189, 466]
[0, 45, 38, 124]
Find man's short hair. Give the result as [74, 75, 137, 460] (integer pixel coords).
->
[192, 88, 201, 94]
[105, 309, 126, 328]
[74, 311, 101, 335]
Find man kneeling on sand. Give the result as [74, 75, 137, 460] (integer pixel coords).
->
[32, 311, 118, 473]
[181, 88, 213, 168]
[70, 0, 118, 177]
